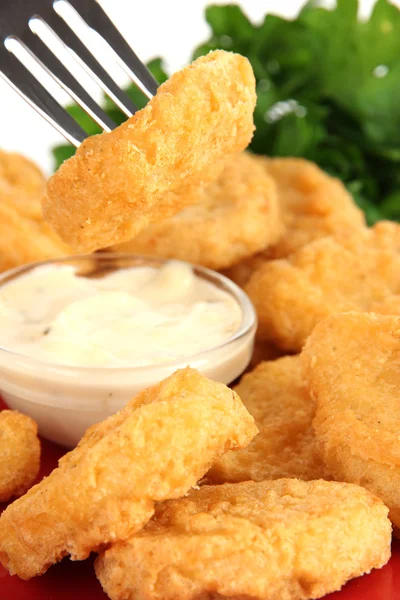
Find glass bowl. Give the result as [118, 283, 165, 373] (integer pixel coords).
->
[0, 254, 256, 447]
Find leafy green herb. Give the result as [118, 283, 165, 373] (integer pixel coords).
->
[193, 0, 400, 223]
[52, 2, 400, 224]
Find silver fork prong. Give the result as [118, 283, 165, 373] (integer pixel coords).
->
[22, 19, 115, 132]
[0, 45, 86, 147]
[61, 0, 158, 100]
[45, 7, 136, 118]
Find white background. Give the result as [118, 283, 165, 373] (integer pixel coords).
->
[1, 0, 398, 173]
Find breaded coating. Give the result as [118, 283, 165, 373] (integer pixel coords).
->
[0, 201, 72, 273]
[207, 356, 328, 484]
[44, 51, 257, 253]
[95, 479, 391, 600]
[223, 157, 365, 285]
[0, 368, 257, 579]
[0, 410, 40, 503]
[222, 251, 267, 287]
[259, 156, 366, 259]
[112, 153, 282, 270]
[302, 312, 400, 529]
[0, 150, 45, 202]
[371, 294, 400, 315]
[246, 222, 400, 351]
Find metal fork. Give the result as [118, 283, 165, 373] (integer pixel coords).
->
[0, 0, 159, 147]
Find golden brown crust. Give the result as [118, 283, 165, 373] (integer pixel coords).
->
[0, 410, 40, 503]
[43, 51, 257, 253]
[245, 223, 400, 351]
[0, 151, 72, 271]
[302, 311, 400, 528]
[222, 252, 268, 288]
[0, 368, 257, 579]
[207, 356, 329, 484]
[0, 150, 45, 202]
[224, 157, 365, 285]
[95, 479, 391, 600]
[259, 156, 366, 259]
[113, 153, 282, 270]
[0, 201, 72, 273]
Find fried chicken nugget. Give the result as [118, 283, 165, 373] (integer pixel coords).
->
[0, 410, 40, 503]
[0, 201, 72, 273]
[0, 368, 257, 579]
[223, 157, 365, 286]
[259, 157, 366, 259]
[43, 51, 257, 253]
[112, 153, 282, 270]
[246, 223, 400, 351]
[0, 150, 48, 223]
[302, 312, 400, 529]
[0, 150, 45, 201]
[207, 356, 328, 484]
[95, 479, 391, 600]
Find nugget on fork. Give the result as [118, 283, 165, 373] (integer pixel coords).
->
[44, 51, 257, 253]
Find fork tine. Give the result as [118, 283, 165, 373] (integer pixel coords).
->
[63, 0, 158, 99]
[22, 21, 115, 132]
[0, 45, 86, 147]
[46, 8, 137, 118]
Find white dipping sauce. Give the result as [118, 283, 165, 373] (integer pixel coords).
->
[0, 261, 242, 367]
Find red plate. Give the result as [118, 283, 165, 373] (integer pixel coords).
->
[1, 398, 400, 600]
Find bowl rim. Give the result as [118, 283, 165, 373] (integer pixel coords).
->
[0, 253, 257, 373]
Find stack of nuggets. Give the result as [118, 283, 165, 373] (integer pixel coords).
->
[0, 368, 256, 579]
[0, 47, 398, 600]
[0, 367, 392, 600]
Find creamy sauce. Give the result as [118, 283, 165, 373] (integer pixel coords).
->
[0, 261, 242, 367]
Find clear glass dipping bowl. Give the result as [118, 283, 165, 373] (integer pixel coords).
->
[0, 254, 256, 448]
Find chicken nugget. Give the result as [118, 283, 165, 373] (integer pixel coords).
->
[223, 157, 365, 285]
[0, 410, 40, 503]
[95, 479, 391, 600]
[208, 356, 328, 484]
[0, 368, 257, 579]
[0, 201, 72, 273]
[0, 150, 46, 221]
[112, 152, 282, 270]
[43, 51, 256, 253]
[246, 223, 400, 351]
[302, 311, 400, 529]
[0, 150, 45, 201]
[259, 156, 366, 259]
